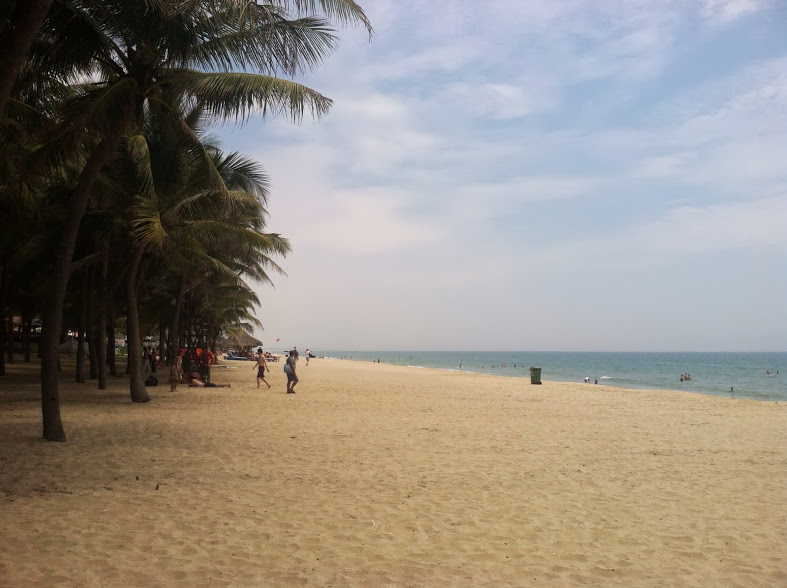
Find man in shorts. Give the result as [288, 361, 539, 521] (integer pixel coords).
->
[284, 350, 298, 394]
[254, 347, 271, 389]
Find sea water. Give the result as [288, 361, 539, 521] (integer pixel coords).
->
[317, 351, 786, 402]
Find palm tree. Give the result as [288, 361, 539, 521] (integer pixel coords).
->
[0, 0, 56, 118]
[204, 282, 264, 352]
[20, 0, 370, 440]
[116, 99, 288, 401]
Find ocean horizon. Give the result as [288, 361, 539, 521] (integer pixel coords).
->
[315, 351, 786, 402]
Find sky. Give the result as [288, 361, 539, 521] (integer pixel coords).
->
[221, 0, 786, 353]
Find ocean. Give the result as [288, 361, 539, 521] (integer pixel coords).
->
[317, 351, 786, 402]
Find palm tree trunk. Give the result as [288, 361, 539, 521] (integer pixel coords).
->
[0, 262, 7, 376]
[107, 312, 117, 376]
[96, 313, 107, 388]
[158, 322, 166, 369]
[0, 0, 54, 118]
[40, 104, 134, 442]
[0, 318, 6, 376]
[0, 264, 5, 376]
[88, 327, 99, 380]
[76, 274, 87, 382]
[6, 312, 14, 365]
[87, 268, 99, 380]
[23, 314, 31, 362]
[97, 240, 109, 389]
[169, 276, 186, 363]
[126, 246, 150, 403]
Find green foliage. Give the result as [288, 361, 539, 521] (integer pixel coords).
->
[2, 0, 370, 351]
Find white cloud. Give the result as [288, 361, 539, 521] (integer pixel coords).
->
[700, 0, 764, 24]
[540, 195, 787, 271]
[223, 0, 786, 351]
[460, 176, 598, 207]
[632, 153, 698, 179]
[444, 82, 556, 120]
[628, 196, 787, 256]
[284, 189, 443, 255]
[365, 44, 483, 80]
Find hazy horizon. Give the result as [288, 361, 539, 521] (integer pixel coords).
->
[268, 348, 786, 354]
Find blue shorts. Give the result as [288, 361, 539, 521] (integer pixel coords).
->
[284, 364, 298, 382]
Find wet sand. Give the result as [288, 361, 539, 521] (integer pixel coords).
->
[1, 358, 785, 587]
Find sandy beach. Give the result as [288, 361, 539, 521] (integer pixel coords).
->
[1, 358, 785, 587]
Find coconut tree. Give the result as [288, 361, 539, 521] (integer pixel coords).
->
[0, 52, 68, 375]
[23, 0, 370, 440]
[202, 281, 264, 352]
[0, 0, 57, 118]
[112, 97, 288, 401]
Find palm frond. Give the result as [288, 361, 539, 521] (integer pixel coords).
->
[126, 134, 156, 196]
[216, 152, 270, 201]
[56, 77, 139, 139]
[237, 0, 373, 36]
[173, 70, 332, 123]
[129, 196, 168, 251]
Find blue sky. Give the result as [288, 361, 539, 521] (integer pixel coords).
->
[223, 0, 786, 352]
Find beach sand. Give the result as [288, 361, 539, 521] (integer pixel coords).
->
[1, 358, 785, 587]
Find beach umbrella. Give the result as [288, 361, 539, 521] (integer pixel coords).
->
[227, 331, 262, 351]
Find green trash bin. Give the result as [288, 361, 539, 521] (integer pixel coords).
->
[530, 367, 542, 385]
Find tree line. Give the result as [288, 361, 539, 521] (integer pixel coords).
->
[0, 0, 372, 441]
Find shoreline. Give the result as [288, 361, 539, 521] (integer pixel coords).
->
[319, 351, 786, 402]
[2, 359, 786, 586]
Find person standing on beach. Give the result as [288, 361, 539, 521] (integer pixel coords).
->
[305, 349, 310, 366]
[169, 359, 179, 391]
[143, 347, 152, 374]
[170, 349, 185, 391]
[284, 351, 298, 393]
[254, 347, 271, 389]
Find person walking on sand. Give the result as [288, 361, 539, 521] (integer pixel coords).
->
[284, 350, 298, 393]
[254, 347, 271, 389]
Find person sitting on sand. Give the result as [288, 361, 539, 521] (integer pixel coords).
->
[187, 371, 230, 388]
